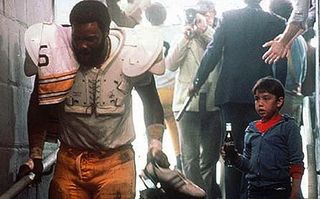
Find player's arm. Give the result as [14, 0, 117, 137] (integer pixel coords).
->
[135, 75, 169, 168]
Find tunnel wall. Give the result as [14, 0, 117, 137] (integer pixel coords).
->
[0, 0, 54, 198]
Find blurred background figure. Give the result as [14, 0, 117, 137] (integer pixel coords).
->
[262, 0, 315, 64]
[269, 0, 308, 127]
[105, 0, 150, 27]
[189, 0, 288, 198]
[269, 1, 314, 198]
[300, 0, 316, 99]
[144, 2, 182, 170]
[166, 1, 222, 198]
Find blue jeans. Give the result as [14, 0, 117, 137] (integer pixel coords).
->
[281, 91, 304, 124]
[176, 108, 222, 199]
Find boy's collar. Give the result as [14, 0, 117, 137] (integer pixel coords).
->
[255, 114, 283, 133]
[260, 113, 282, 123]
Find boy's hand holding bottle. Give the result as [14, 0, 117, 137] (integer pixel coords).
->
[221, 123, 239, 167]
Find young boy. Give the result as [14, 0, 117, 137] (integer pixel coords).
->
[221, 77, 304, 199]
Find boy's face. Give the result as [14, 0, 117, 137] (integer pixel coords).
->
[254, 91, 284, 121]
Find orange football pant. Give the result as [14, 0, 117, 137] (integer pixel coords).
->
[49, 144, 136, 199]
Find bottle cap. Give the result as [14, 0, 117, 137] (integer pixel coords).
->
[226, 123, 232, 131]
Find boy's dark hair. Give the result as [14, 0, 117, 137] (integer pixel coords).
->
[69, 0, 111, 34]
[252, 77, 285, 99]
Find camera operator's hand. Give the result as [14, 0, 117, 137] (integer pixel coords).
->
[195, 13, 208, 33]
[17, 158, 43, 184]
[184, 25, 195, 39]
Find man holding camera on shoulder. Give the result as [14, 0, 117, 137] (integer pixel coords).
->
[165, 1, 222, 198]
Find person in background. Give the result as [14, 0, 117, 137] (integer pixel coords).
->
[188, 0, 287, 198]
[262, 0, 315, 64]
[221, 77, 304, 199]
[269, 0, 308, 126]
[105, 0, 149, 28]
[301, 22, 316, 97]
[166, 1, 222, 198]
[17, 1, 170, 198]
[144, 2, 182, 170]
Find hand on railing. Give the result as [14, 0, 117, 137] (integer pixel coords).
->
[16, 158, 43, 184]
[0, 148, 58, 199]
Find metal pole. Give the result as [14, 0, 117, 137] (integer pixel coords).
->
[175, 95, 193, 121]
[316, 0, 320, 136]
[315, 0, 320, 196]
[303, 97, 317, 198]
[0, 148, 58, 199]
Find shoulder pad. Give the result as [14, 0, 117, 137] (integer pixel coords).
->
[24, 22, 73, 66]
[111, 27, 165, 77]
[24, 22, 78, 77]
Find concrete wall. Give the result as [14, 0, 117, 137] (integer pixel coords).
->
[0, 0, 53, 198]
[316, 2, 320, 197]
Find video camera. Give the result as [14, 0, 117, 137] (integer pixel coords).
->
[185, 8, 198, 25]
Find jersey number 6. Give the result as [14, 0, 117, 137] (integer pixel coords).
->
[38, 45, 49, 67]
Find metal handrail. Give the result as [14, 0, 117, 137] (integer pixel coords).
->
[0, 148, 59, 199]
[302, 96, 317, 199]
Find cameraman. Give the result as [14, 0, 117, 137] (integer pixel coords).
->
[165, 1, 222, 199]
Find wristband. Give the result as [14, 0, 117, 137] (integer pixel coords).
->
[146, 123, 165, 149]
[149, 139, 162, 150]
[30, 147, 43, 159]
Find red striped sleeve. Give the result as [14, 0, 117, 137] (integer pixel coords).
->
[289, 164, 304, 180]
